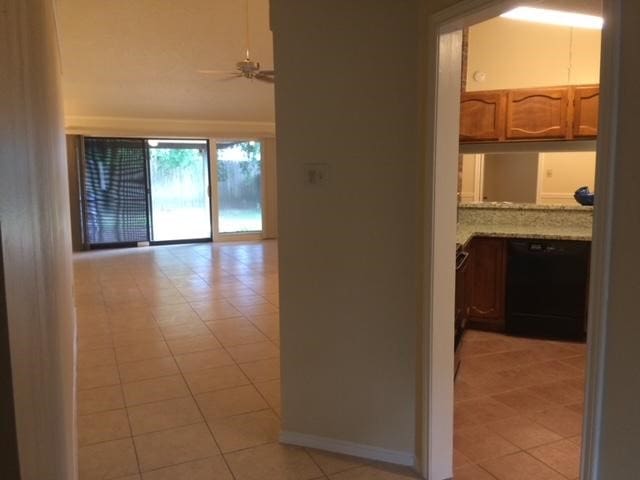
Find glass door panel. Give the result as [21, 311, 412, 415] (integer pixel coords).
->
[216, 141, 263, 234]
[148, 140, 212, 242]
[83, 137, 150, 246]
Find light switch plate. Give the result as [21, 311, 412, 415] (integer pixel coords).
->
[303, 163, 329, 187]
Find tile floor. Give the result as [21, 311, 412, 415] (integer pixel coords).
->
[74, 241, 418, 480]
[74, 241, 585, 480]
[454, 330, 586, 479]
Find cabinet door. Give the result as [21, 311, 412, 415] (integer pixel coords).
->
[460, 91, 506, 142]
[573, 86, 599, 138]
[506, 88, 569, 140]
[467, 237, 506, 331]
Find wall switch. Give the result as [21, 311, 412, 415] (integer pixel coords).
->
[303, 163, 329, 186]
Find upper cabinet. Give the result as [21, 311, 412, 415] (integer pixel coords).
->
[506, 88, 568, 140]
[460, 84, 599, 144]
[460, 92, 505, 141]
[573, 86, 600, 138]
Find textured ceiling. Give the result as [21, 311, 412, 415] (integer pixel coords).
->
[57, 0, 275, 123]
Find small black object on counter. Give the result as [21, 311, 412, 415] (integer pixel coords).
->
[574, 186, 594, 206]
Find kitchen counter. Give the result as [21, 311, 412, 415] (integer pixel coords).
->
[457, 223, 592, 246]
[457, 202, 593, 246]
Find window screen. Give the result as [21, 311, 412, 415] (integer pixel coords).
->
[83, 138, 150, 245]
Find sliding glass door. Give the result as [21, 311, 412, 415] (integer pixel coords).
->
[147, 140, 211, 242]
[81, 137, 212, 248]
[215, 141, 263, 235]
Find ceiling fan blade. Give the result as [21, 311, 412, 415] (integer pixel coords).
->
[197, 69, 237, 75]
[217, 73, 244, 81]
[258, 69, 275, 75]
[254, 73, 275, 84]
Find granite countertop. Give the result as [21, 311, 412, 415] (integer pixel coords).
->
[459, 202, 593, 212]
[457, 223, 592, 246]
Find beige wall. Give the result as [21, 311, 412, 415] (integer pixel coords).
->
[540, 151, 596, 204]
[0, 0, 77, 478]
[466, 16, 601, 91]
[272, 0, 435, 459]
[483, 152, 539, 203]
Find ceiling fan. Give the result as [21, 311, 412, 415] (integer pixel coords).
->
[198, 0, 275, 84]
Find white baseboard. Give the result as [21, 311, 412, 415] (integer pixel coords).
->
[279, 430, 416, 467]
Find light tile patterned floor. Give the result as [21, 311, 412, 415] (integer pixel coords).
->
[454, 330, 586, 480]
[74, 241, 584, 480]
[73, 241, 419, 480]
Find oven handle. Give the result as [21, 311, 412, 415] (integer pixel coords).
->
[456, 251, 469, 270]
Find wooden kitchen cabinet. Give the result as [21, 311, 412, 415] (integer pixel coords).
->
[460, 84, 599, 143]
[573, 86, 600, 138]
[460, 91, 506, 141]
[506, 88, 569, 140]
[466, 237, 506, 331]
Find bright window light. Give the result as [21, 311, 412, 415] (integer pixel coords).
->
[500, 6, 603, 30]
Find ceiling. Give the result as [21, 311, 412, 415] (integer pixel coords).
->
[56, 0, 275, 123]
[56, 0, 600, 126]
[537, 0, 602, 16]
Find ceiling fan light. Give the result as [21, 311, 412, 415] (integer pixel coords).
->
[500, 6, 603, 30]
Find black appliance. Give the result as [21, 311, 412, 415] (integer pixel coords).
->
[454, 244, 469, 377]
[506, 239, 589, 340]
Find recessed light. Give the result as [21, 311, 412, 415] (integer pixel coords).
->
[500, 6, 603, 30]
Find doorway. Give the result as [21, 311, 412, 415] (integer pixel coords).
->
[422, 1, 615, 479]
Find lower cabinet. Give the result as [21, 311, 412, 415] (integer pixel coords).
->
[466, 237, 506, 331]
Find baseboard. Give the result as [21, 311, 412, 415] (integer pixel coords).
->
[279, 430, 416, 467]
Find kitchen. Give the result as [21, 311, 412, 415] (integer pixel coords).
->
[452, 6, 600, 478]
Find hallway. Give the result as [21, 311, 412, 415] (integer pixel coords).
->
[74, 241, 419, 480]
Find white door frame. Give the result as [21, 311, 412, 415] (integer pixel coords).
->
[419, 1, 619, 479]
[473, 154, 485, 202]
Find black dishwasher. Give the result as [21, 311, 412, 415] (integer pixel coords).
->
[506, 239, 590, 340]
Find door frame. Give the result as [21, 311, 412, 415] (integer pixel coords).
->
[419, 1, 619, 479]
[209, 137, 266, 242]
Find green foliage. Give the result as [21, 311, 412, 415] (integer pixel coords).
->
[239, 142, 261, 177]
[150, 148, 204, 177]
[218, 141, 261, 181]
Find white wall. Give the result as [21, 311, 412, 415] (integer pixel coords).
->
[0, 0, 77, 478]
[467, 16, 601, 90]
